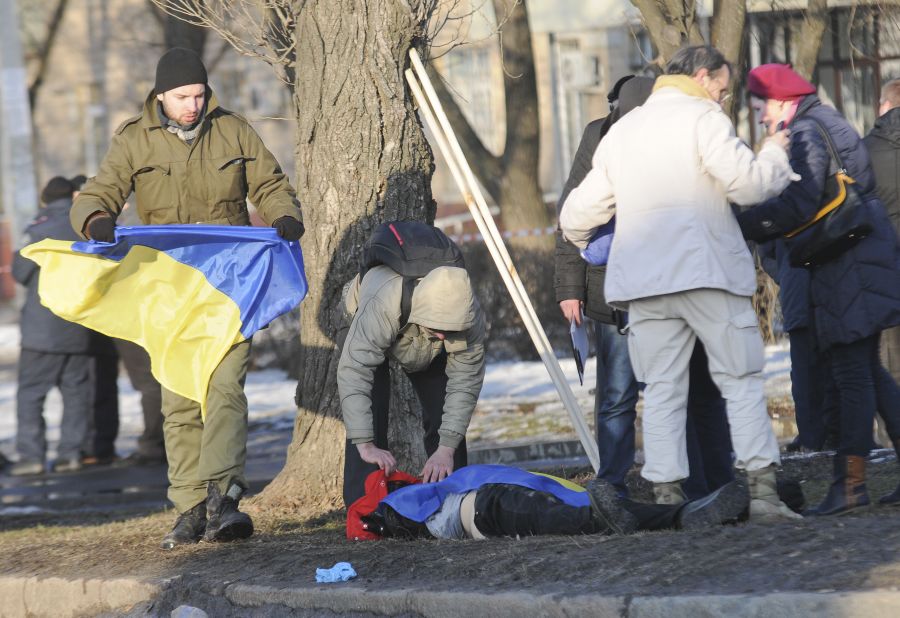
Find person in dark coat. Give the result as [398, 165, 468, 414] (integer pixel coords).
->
[757, 240, 835, 452]
[865, 78, 900, 504]
[10, 177, 96, 475]
[554, 75, 734, 501]
[737, 64, 900, 515]
[865, 79, 900, 386]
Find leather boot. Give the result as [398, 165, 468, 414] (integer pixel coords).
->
[676, 480, 750, 530]
[160, 502, 207, 550]
[879, 439, 900, 505]
[652, 481, 686, 505]
[587, 478, 638, 535]
[204, 481, 254, 542]
[748, 464, 803, 522]
[806, 455, 870, 516]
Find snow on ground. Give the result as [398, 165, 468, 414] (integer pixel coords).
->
[0, 321, 794, 458]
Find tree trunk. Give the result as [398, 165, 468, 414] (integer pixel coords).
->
[493, 0, 548, 234]
[792, 0, 829, 80]
[254, 0, 434, 513]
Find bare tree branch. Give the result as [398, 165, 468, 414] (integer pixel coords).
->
[27, 0, 69, 110]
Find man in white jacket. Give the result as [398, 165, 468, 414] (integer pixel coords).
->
[560, 45, 800, 521]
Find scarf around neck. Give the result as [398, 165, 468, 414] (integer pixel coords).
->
[652, 75, 714, 101]
[157, 102, 205, 144]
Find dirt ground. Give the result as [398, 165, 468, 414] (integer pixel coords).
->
[2, 452, 900, 600]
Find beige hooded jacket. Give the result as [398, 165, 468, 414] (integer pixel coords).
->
[338, 265, 486, 449]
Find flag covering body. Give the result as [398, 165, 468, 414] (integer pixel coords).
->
[21, 225, 307, 411]
[380, 464, 588, 523]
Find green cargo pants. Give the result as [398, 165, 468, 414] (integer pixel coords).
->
[162, 340, 251, 513]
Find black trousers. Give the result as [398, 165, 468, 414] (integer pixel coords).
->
[115, 339, 164, 458]
[90, 352, 120, 459]
[343, 352, 468, 507]
[472, 483, 680, 538]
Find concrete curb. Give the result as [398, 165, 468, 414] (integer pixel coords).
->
[2, 574, 900, 617]
[0, 575, 162, 618]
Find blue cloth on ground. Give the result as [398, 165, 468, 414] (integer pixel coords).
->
[579, 218, 615, 266]
[316, 562, 357, 583]
[380, 464, 589, 523]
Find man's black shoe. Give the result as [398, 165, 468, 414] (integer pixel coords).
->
[587, 477, 639, 535]
[160, 503, 207, 550]
[676, 480, 750, 530]
[123, 451, 167, 467]
[204, 482, 254, 543]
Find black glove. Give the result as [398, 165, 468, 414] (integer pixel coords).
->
[273, 216, 304, 241]
[87, 214, 116, 242]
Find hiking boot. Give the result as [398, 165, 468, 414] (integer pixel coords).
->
[587, 477, 638, 535]
[652, 481, 687, 505]
[806, 455, 870, 516]
[676, 480, 750, 530]
[748, 464, 803, 522]
[160, 502, 207, 550]
[9, 460, 44, 476]
[204, 481, 253, 543]
[50, 457, 83, 473]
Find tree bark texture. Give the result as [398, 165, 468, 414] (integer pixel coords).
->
[630, 0, 705, 65]
[255, 0, 435, 512]
[792, 0, 829, 80]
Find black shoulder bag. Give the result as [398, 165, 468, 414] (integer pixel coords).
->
[786, 117, 873, 268]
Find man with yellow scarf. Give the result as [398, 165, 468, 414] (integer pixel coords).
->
[560, 45, 800, 522]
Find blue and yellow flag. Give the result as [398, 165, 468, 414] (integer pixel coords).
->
[21, 225, 307, 412]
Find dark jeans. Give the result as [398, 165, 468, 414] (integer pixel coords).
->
[16, 350, 92, 462]
[594, 322, 638, 495]
[116, 339, 164, 458]
[788, 328, 828, 449]
[472, 483, 681, 537]
[829, 334, 900, 456]
[595, 323, 733, 497]
[343, 353, 468, 507]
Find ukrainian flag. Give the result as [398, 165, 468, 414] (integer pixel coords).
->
[21, 225, 307, 412]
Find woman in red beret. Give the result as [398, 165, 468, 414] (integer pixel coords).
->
[736, 64, 900, 516]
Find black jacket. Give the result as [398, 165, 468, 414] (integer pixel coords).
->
[738, 96, 900, 350]
[864, 106, 900, 238]
[554, 77, 654, 324]
[13, 199, 107, 354]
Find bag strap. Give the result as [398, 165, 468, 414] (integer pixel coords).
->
[803, 115, 844, 174]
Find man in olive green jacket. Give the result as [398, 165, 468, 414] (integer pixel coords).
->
[72, 48, 304, 550]
[339, 265, 486, 506]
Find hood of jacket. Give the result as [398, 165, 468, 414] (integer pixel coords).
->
[615, 76, 655, 119]
[407, 266, 477, 332]
[869, 106, 900, 147]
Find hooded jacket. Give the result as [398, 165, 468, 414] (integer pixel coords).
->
[70, 89, 301, 236]
[338, 265, 486, 449]
[864, 106, 900, 238]
[738, 96, 900, 350]
[560, 77, 795, 306]
[13, 199, 102, 354]
[554, 77, 654, 324]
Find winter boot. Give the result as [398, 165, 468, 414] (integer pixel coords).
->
[652, 481, 687, 505]
[160, 502, 207, 550]
[806, 455, 870, 516]
[676, 480, 750, 530]
[748, 464, 803, 522]
[878, 439, 900, 505]
[204, 481, 254, 542]
[587, 478, 638, 535]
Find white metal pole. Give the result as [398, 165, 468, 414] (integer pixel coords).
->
[406, 51, 600, 472]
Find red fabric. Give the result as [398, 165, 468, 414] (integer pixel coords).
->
[346, 469, 420, 540]
[747, 64, 816, 101]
